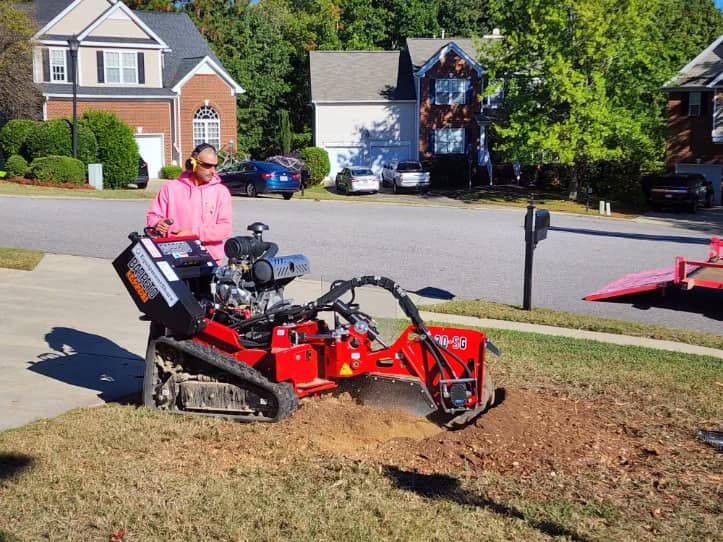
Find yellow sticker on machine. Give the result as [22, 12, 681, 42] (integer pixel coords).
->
[339, 363, 353, 376]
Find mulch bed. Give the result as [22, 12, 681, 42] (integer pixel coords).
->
[1, 176, 94, 190]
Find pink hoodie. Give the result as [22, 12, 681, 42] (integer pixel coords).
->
[146, 171, 233, 262]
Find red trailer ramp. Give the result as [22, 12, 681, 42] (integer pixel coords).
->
[585, 237, 721, 301]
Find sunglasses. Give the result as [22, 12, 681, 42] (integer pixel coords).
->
[197, 160, 218, 169]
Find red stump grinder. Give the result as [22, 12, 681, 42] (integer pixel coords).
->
[113, 222, 497, 428]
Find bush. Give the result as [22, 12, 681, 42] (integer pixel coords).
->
[160, 165, 182, 179]
[299, 147, 330, 185]
[80, 110, 138, 189]
[428, 155, 477, 188]
[291, 131, 312, 151]
[28, 155, 85, 184]
[5, 154, 28, 176]
[0, 119, 38, 159]
[23, 119, 98, 166]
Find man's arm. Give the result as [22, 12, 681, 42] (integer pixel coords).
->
[147, 186, 169, 229]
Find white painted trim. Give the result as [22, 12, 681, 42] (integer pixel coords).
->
[49, 46, 68, 83]
[313, 103, 318, 147]
[103, 49, 139, 84]
[415, 42, 484, 77]
[414, 74, 420, 161]
[77, 1, 169, 48]
[709, 71, 723, 87]
[176, 90, 183, 156]
[37, 39, 163, 49]
[312, 100, 416, 104]
[33, 0, 90, 40]
[45, 93, 173, 99]
[42, 97, 48, 121]
[171, 56, 243, 94]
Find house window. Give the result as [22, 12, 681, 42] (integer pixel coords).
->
[434, 79, 469, 105]
[193, 106, 221, 149]
[688, 92, 701, 117]
[50, 48, 66, 82]
[104, 51, 137, 84]
[485, 80, 504, 108]
[434, 128, 465, 154]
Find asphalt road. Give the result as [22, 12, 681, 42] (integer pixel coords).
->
[1, 194, 722, 334]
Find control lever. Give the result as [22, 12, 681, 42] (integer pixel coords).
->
[332, 299, 390, 348]
[144, 218, 174, 238]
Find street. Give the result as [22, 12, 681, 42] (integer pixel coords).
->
[0, 194, 721, 334]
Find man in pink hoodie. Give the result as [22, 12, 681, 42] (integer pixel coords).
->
[147, 143, 232, 262]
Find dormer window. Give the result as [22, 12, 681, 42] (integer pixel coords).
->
[104, 51, 138, 84]
[688, 92, 701, 117]
[50, 49, 67, 82]
[434, 79, 469, 105]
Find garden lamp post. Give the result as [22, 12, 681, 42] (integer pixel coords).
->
[67, 35, 80, 158]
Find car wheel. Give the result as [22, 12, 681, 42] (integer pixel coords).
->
[705, 193, 714, 208]
[688, 199, 698, 213]
[246, 182, 258, 198]
[282, 192, 293, 200]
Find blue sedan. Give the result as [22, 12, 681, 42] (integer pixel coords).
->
[218, 160, 301, 199]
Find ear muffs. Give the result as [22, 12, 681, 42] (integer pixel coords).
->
[186, 156, 198, 171]
[186, 143, 217, 171]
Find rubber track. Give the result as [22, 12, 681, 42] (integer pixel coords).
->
[155, 337, 299, 422]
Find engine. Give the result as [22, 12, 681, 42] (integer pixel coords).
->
[211, 223, 310, 317]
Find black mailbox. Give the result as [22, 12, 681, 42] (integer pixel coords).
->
[534, 209, 550, 243]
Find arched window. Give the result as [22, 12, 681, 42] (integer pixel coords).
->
[192, 105, 220, 149]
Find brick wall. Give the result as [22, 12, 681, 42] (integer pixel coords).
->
[179, 73, 237, 160]
[419, 50, 481, 159]
[46, 99, 172, 163]
[666, 91, 723, 167]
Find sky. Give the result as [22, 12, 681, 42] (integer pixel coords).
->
[717, 0, 723, 10]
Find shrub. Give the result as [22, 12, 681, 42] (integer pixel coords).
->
[0, 119, 38, 159]
[291, 131, 312, 151]
[160, 165, 182, 179]
[299, 147, 330, 185]
[80, 110, 138, 189]
[5, 154, 28, 176]
[28, 155, 85, 184]
[23, 119, 98, 165]
[428, 155, 474, 188]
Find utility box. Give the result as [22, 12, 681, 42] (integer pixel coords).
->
[88, 163, 103, 190]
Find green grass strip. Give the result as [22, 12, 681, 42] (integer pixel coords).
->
[0, 180, 152, 199]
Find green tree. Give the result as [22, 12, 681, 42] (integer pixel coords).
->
[277, 109, 292, 155]
[438, 0, 492, 38]
[338, 0, 389, 49]
[0, 1, 41, 124]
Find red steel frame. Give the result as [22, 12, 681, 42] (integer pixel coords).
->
[194, 318, 490, 411]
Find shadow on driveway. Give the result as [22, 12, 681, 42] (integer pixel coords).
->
[28, 327, 143, 401]
[550, 226, 711, 245]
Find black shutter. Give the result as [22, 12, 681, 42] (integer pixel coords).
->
[137, 52, 145, 84]
[681, 93, 689, 116]
[66, 50, 74, 83]
[429, 78, 435, 105]
[97, 51, 104, 83]
[429, 129, 436, 155]
[42, 48, 50, 82]
[465, 79, 473, 105]
[701, 91, 709, 115]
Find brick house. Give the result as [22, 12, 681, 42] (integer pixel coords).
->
[662, 35, 723, 203]
[25, 0, 242, 178]
[309, 35, 502, 180]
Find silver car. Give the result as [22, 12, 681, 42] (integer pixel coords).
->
[335, 166, 380, 194]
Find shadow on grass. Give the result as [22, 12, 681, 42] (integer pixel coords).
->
[411, 286, 456, 300]
[384, 465, 591, 542]
[601, 287, 723, 321]
[0, 453, 33, 480]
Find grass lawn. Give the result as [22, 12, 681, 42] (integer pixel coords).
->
[421, 299, 723, 350]
[0, 327, 719, 541]
[0, 247, 43, 271]
[0, 180, 152, 199]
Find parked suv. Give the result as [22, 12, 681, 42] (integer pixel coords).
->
[642, 173, 715, 212]
[381, 161, 430, 193]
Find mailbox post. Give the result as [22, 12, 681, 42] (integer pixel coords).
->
[523, 197, 550, 310]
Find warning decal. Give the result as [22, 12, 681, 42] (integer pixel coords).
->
[130, 244, 179, 307]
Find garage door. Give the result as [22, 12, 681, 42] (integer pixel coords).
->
[135, 134, 164, 179]
[369, 142, 411, 174]
[325, 145, 365, 179]
[675, 164, 723, 206]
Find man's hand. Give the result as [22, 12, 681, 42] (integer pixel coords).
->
[173, 229, 193, 236]
[154, 218, 173, 236]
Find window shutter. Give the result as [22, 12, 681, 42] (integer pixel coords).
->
[66, 50, 74, 83]
[701, 92, 709, 115]
[97, 51, 104, 83]
[429, 78, 435, 105]
[137, 52, 145, 84]
[429, 129, 436, 154]
[42, 48, 50, 82]
[465, 79, 473, 105]
[681, 93, 689, 116]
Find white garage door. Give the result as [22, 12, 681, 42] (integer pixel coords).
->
[675, 163, 723, 206]
[135, 134, 164, 178]
[369, 142, 411, 174]
[325, 145, 365, 179]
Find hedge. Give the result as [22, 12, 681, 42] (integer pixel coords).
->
[23, 119, 98, 166]
[80, 110, 138, 189]
[0, 119, 38, 159]
[160, 165, 182, 179]
[299, 147, 330, 185]
[28, 155, 85, 184]
[5, 154, 28, 177]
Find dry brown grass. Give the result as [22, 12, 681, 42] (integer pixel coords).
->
[0, 247, 43, 271]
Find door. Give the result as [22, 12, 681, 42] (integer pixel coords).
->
[134, 134, 164, 178]
[325, 145, 365, 180]
[369, 142, 410, 175]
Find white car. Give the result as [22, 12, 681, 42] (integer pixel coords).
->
[381, 161, 431, 193]
[335, 166, 380, 194]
